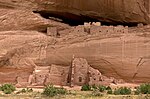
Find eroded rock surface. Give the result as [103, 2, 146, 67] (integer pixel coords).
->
[0, 0, 149, 24]
[35, 0, 150, 24]
[0, 0, 150, 86]
[46, 25, 150, 83]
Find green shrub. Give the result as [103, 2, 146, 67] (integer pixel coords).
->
[107, 89, 113, 94]
[56, 87, 67, 95]
[0, 84, 16, 94]
[134, 88, 140, 95]
[106, 86, 112, 90]
[43, 85, 67, 97]
[91, 85, 97, 91]
[0, 86, 2, 91]
[20, 88, 33, 93]
[98, 85, 106, 92]
[26, 88, 33, 93]
[106, 86, 113, 94]
[135, 83, 150, 94]
[114, 87, 131, 95]
[81, 84, 91, 91]
[3, 89, 12, 94]
[21, 89, 26, 93]
[114, 88, 120, 95]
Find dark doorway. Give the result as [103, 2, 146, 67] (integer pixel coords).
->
[79, 77, 82, 82]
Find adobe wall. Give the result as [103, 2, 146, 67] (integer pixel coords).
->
[45, 64, 70, 86]
[90, 25, 128, 35]
[47, 27, 58, 37]
[20, 65, 70, 86]
[88, 67, 102, 85]
[51, 22, 129, 38]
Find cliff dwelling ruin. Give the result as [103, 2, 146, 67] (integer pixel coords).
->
[15, 58, 122, 87]
[47, 22, 129, 37]
[1, 0, 150, 89]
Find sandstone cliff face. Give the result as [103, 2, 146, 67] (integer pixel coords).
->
[46, 28, 150, 83]
[0, 0, 70, 83]
[0, 31, 48, 83]
[0, 0, 149, 24]
[35, 0, 150, 24]
[0, 0, 150, 85]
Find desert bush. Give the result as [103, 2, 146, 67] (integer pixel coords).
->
[0, 84, 16, 94]
[135, 83, 150, 94]
[106, 86, 112, 94]
[20, 88, 33, 93]
[91, 85, 97, 91]
[106, 86, 111, 90]
[56, 87, 67, 95]
[107, 89, 113, 94]
[114, 87, 131, 95]
[134, 87, 140, 95]
[43, 85, 67, 97]
[98, 85, 106, 92]
[21, 89, 26, 93]
[3, 89, 12, 94]
[81, 84, 91, 91]
[26, 88, 33, 93]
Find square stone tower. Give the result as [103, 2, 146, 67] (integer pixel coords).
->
[72, 58, 89, 86]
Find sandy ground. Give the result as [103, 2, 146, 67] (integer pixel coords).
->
[0, 83, 149, 99]
[21, 83, 139, 92]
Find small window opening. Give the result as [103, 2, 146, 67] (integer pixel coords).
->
[79, 77, 82, 82]
[99, 77, 102, 81]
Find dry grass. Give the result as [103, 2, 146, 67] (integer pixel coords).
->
[0, 90, 150, 99]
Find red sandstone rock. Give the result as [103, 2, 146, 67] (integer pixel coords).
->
[0, 0, 150, 86]
[35, 0, 150, 24]
[0, 0, 149, 24]
[46, 26, 150, 83]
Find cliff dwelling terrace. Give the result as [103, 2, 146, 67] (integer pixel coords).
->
[47, 22, 129, 37]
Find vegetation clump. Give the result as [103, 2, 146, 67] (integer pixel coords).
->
[134, 83, 150, 95]
[114, 87, 131, 95]
[98, 85, 107, 92]
[91, 85, 97, 90]
[81, 83, 150, 96]
[43, 85, 67, 97]
[81, 84, 91, 91]
[20, 88, 33, 93]
[81, 84, 114, 96]
[0, 84, 16, 94]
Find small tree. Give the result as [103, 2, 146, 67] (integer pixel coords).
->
[0, 84, 16, 94]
